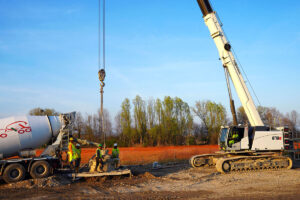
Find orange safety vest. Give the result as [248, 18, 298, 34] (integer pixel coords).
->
[68, 142, 75, 160]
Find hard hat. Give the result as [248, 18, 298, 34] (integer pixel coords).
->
[98, 144, 102, 147]
[76, 143, 80, 147]
[114, 143, 117, 147]
[69, 137, 74, 141]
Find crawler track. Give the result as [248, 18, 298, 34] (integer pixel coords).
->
[190, 152, 293, 174]
[215, 155, 293, 173]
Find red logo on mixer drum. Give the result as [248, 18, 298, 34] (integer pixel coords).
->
[0, 121, 32, 139]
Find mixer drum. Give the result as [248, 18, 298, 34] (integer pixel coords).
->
[0, 116, 61, 158]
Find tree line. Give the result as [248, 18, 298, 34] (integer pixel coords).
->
[29, 96, 299, 146]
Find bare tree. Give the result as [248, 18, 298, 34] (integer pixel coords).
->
[84, 114, 94, 141]
[103, 109, 112, 137]
[192, 122, 208, 144]
[94, 108, 112, 137]
[257, 106, 284, 128]
[284, 110, 299, 131]
[93, 113, 100, 136]
[237, 106, 248, 125]
[193, 101, 208, 129]
[290, 110, 298, 126]
[114, 112, 122, 136]
[74, 112, 84, 138]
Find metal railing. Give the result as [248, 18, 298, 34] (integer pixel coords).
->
[291, 131, 300, 140]
[290, 131, 300, 161]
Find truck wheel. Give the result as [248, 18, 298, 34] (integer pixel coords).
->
[30, 161, 51, 179]
[2, 163, 26, 183]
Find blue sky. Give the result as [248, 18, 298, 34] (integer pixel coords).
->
[0, 0, 300, 121]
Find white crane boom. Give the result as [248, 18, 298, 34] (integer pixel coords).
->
[197, 0, 264, 127]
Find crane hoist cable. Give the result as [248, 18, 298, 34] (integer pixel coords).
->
[98, 0, 106, 147]
[98, 0, 105, 71]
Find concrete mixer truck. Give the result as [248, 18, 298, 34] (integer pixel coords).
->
[0, 113, 75, 183]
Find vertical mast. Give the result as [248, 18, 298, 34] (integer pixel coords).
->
[98, 0, 106, 147]
[196, 0, 264, 126]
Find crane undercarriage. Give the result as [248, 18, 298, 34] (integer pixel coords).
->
[190, 151, 293, 173]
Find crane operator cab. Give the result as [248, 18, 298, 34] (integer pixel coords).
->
[219, 126, 255, 151]
[219, 125, 285, 152]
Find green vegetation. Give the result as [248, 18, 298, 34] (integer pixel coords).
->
[29, 96, 299, 146]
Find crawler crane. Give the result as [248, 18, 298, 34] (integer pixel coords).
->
[190, 0, 297, 173]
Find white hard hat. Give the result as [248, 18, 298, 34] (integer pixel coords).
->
[114, 143, 117, 147]
[76, 143, 80, 147]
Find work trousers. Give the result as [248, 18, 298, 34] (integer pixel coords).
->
[112, 158, 120, 169]
[95, 157, 103, 171]
[75, 158, 81, 168]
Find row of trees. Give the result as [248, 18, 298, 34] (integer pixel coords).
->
[29, 96, 299, 146]
[115, 96, 194, 146]
[237, 106, 299, 132]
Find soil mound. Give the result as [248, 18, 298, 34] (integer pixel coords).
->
[139, 172, 156, 179]
[1, 175, 71, 189]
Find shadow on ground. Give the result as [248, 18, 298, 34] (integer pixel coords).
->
[128, 160, 189, 177]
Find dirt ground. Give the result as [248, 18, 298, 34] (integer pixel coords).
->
[1, 161, 300, 200]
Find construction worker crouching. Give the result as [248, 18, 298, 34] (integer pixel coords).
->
[73, 143, 81, 173]
[111, 143, 120, 169]
[95, 144, 104, 172]
[68, 137, 75, 170]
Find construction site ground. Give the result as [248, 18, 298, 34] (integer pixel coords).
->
[1, 161, 300, 200]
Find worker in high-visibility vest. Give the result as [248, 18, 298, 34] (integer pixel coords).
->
[73, 143, 81, 173]
[95, 144, 104, 172]
[68, 137, 75, 169]
[229, 130, 239, 147]
[111, 143, 120, 169]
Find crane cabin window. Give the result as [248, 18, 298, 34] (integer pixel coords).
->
[220, 128, 228, 143]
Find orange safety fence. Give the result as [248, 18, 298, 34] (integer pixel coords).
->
[294, 142, 300, 150]
[36, 145, 219, 165]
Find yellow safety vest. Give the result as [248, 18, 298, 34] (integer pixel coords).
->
[96, 148, 102, 158]
[232, 133, 239, 139]
[73, 148, 81, 160]
[68, 152, 73, 162]
[112, 148, 119, 158]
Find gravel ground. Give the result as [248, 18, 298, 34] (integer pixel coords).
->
[0, 161, 300, 199]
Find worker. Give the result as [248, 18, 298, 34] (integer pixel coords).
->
[111, 143, 120, 169]
[74, 143, 81, 173]
[68, 137, 75, 170]
[229, 130, 239, 147]
[95, 144, 104, 172]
